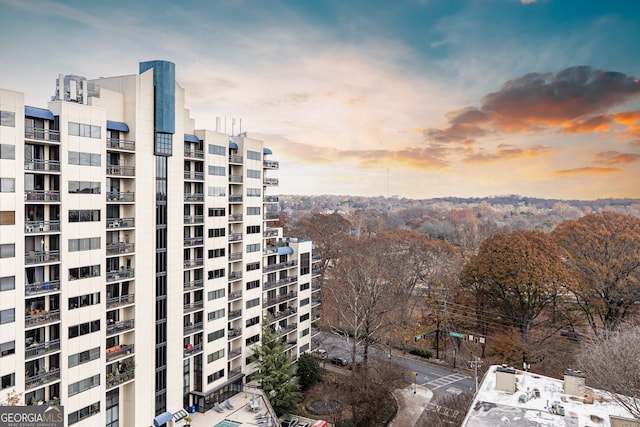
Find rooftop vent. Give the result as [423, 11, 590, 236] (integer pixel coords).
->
[495, 366, 517, 394]
[563, 369, 585, 397]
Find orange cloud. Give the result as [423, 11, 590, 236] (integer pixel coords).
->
[560, 115, 612, 134]
[613, 110, 640, 124]
[554, 167, 622, 176]
[593, 151, 640, 165]
[463, 144, 551, 164]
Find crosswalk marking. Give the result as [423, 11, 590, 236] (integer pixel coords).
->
[423, 373, 469, 390]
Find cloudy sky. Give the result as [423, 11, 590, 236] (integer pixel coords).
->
[1, 0, 639, 200]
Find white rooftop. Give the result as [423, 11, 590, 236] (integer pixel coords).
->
[462, 365, 637, 427]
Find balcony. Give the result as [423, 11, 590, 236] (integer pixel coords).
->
[106, 344, 134, 362]
[106, 243, 135, 256]
[183, 322, 204, 336]
[25, 339, 60, 360]
[263, 160, 279, 169]
[228, 347, 242, 360]
[228, 271, 242, 281]
[106, 138, 135, 151]
[263, 260, 297, 273]
[229, 195, 242, 203]
[263, 177, 279, 186]
[25, 280, 60, 296]
[107, 269, 134, 282]
[184, 171, 204, 181]
[269, 307, 297, 323]
[312, 297, 322, 307]
[229, 154, 243, 164]
[277, 323, 297, 336]
[183, 258, 204, 268]
[184, 193, 204, 202]
[107, 165, 136, 178]
[228, 252, 242, 262]
[184, 237, 204, 247]
[312, 267, 321, 277]
[228, 290, 243, 302]
[25, 220, 60, 234]
[264, 195, 279, 203]
[229, 175, 243, 184]
[25, 251, 60, 265]
[183, 301, 204, 313]
[263, 292, 297, 308]
[229, 214, 243, 222]
[264, 276, 297, 291]
[106, 294, 135, 309]
[106, 191, 135, 203]
[228, 233, 242, 242]
[24, 159, 60, 172]
[106, 369, 135, 389]
[25, 310, 60, 328]
[263, 212, 280, 221]
[229, 366, 242, 379]
[184, 279, 204, 291]
[25, 127, 60, 143]
[184, 148, 204, 159]
[25, 368, 60, 390]
[25, 190, 60, 202]
[106, 319, 135, 336]
[107, 217, 134, 229]
[228, 329, 242, 340]
[183, 342, 203, 357]
[183, 215, 204, 224]
[263, 229, 279, 238]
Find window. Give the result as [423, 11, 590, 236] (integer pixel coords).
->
[208, 309, 225, 321]
[246, 225, 260, 234]
[208, 228, 225, 238]
[0, 309, 15, 324]
[68, 347, 100, 368]
[246, 243, 260, 253]
[208, 289, 225, 300]
[0, 341, 15, 357]
[207, 268, 225, 280]
[300, 298, 310, 307]
[68, 237, 100, 252]
[68, 293, 100, 310]
[208, 186, 226, 196]
[69, 265, 100, 281]
[68, 374, 100, 396]
[68, 320, 100, 339]
[155, 132, 173, 156]
[246, 334, 260, 346]
[247, 150, 261, 161]
[207, 369, 224, 384]
[300, 313, 310, 322]
[69, 210, 100, 222]
[0, 111, 15, 127]
[207, 329, 225, 342]
[0, 144, 15, 159]
[0, 276, 15, 291]
[0, 211, 15, 225]
[68, 402, 100, 425]
[300, 343, 309, 353]
[68, 151, 101, 166]
[246, 262, 260, 272]
[246, 280, 260, 290]
[247, 207, 261, 216]
[246, 316, 260, 327]
[247, 188, 261, 197]
[69, 122, 101, 139]
[0, 244, 15, 258]
[300, 282, 310, 291]
[208, 166, 225, 176]
[246, 298, 260, 309]
[208, 248, 225, 259]
[69, 181, 101, 194]
[1, 373, 15, 390]
[0, 178, 15, 192]
[208, 208, 225, 217]
[247, 169, 261, 179]
[207, 349, 225, 363]
[300, 328, 310, 337]
[208, 144, 225, 156]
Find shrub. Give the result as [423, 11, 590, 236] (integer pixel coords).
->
[409, 348, 432, 359]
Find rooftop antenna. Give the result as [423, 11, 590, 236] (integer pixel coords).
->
[232, 118, 236, 136]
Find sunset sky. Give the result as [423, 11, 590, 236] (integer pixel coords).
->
[1, 0, 639, 200]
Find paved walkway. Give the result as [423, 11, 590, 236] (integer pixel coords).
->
[389, 384, 433, 427]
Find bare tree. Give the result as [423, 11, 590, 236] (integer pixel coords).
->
[578, 325, 640, 419]
[0, 389, 22, 406]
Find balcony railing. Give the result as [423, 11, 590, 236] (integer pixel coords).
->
[228, 290, 243, 301]
[277, 323, 297, 336]
[228, 329, 242, 340]
[184, 237, 204, 247]
[263, 292, 297, 308]
[106, 319, 135, 336]
[229, 366, 242, 379]
[228, 233, 242, 242]
[229, 214, 243, 222]
[229, 195, 242, 203]
[25, 280, 60, 296]
[106, 294, 135, 309]
[25, 310, 60, 328]
[184, 193, 204, 202]
[183, 258, 204, 268]
[25, 190, 60, 202]
[183, 301, 204, 313]
[25, 220, 60, 233]
[263, 229, 279, 238]
[25, 339, 61, 360]
[264, 195, 279, 203]
[184, 148, 204, 159]
[24, 159, 60, 172]
[184, 171, 204, 181]
[26, 368, 60, 390]
[106, 165, 135, 177]
[229, 175, 243, 184]
[107, 138, 135, 151]
[312, 268, 321, 277]
[106, 344, 134, 361]
[183, 322, 204, 335]
[183, 215, 204, 224]
[106, 369, 135, 389]
[263, 260, 297, 273]
[263, 177, 279, 186]
[183, 342, 203, 357]
[264, 275, 297, 291]
[106, 269, 134, 282]
[263, 212, 280, 220]
[269, 307, 297, 323]
[228, 309, 242, 320]
[229, 154, 243, 164]
[263, 160, 279, 169]
[228, 252, 242, 262]
[106, 191, 135, 202]
[25, 127, 60, 142]
[228, 271, 242, 281]
[228, 347, 242, 359]
[106, 243, 135, 256]
[312, 298, 322, 307]
[107, 217, 134, 229]
[184, 279, 204, 291]
[25, 251, 60, 265]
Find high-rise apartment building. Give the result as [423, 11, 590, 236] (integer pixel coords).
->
[0, 60, 321, 426]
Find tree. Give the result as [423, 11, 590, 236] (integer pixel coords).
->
[252, 317, 301, 416]
[0, 389, 22, 406]
[552, 212, 640, 336]
[578, 325, 640, 419]
[460, 230, 568, 344]
[296, 353, 321, 391]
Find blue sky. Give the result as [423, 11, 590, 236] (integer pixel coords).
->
[1, 0, 639, 199]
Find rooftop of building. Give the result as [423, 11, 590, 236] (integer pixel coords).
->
[462, 365, 638, 427]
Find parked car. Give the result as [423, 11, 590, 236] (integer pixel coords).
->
[312, 348, 327, 359]
[281, 417, 299, 427]
[330, 356, 349, 366]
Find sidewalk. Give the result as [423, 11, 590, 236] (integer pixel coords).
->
[389, 384, 433, 427]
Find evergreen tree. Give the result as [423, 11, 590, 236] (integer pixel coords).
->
[296, 353, 321, 390]
[252, 316, 301, 416]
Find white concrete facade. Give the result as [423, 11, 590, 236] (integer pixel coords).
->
[0, 61, 321, 427]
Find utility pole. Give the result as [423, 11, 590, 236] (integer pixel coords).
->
[435, 318, 440, 359]
[443, 297, 448, 361]
[469, 354, 482, 394]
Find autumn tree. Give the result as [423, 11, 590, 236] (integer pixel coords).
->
[460, 230, 568, 344]
[552, 212, 640, 336]
[578, 324, 640, 419]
